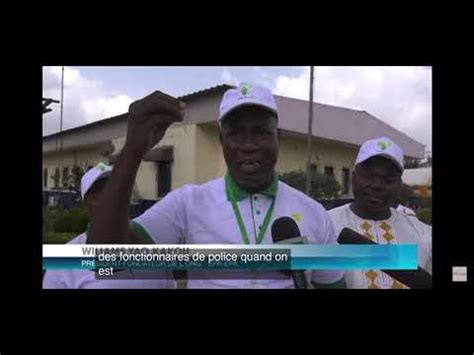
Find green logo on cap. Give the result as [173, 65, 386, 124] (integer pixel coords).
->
[240, 84, 251, 96]
[377, 140, 392, 151]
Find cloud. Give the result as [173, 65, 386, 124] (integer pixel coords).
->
[82, 94, 133, 121]
[220, 67, 239, 86]
[274, 66, 312, 100]
[42, 66, 134, 136]
[251, 66, 278, 90]
[272, 66, 432, 152]
[219, 66, 275, 89]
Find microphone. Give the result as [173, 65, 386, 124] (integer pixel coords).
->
[271, 216, 308, 289]
[338, 227, 432, 289]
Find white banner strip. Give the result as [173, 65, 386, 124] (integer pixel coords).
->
[43, 244, 293, 257]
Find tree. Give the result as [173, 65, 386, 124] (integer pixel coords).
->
[279, 170, 341, 199]
[50, 168, 60, 190]
[69, 165, 85, 193]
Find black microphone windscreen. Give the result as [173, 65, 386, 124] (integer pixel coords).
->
[338, 227, 377, 245]
[271, 216, 301, 243]
[271, 216, 308, 288]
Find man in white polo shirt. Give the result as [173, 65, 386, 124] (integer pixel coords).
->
[329, 137, 432, 289]
[43, 163, 175, 289]
[88, 84, 345, 289]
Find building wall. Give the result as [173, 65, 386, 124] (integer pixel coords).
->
[43, 87, 424, 199]
[158, 124, 197, 191]
[42, 90, 222, 195]
[110, 137, 159, 200]
[110, 124, 199, 200]
[276, 134, 358, 196]
[181, 91, 221, 125]
[194, 123, 224, 184]
[135, 161, 157, 200]
[43, 123, 359, 198]
[43, 148, 107, 190]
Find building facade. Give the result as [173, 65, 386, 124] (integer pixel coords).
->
[43, 85, 425, 201]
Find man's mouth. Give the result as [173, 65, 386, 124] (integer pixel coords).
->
[239, 160, 262, 174]
[366, 195, 385, 205]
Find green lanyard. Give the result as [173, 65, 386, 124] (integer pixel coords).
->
[228, 182, 275, 245]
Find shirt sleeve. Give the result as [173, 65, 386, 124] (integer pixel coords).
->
[309, 207, 345, 284]
[416, 220, 432, 274]
[43, 270, 68, 289]
[402, 214, 432, 274]
[132, 188, 187, 244]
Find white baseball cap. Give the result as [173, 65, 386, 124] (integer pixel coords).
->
[80, 162, 112, 200]
[218, 83, 278, 124]
[355, 136, 404, 171]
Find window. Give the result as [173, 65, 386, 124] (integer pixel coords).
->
[54, 168, 60, 188]
[157, 161, 172, 198]
[71, 165, 82, 191]
[342, 168, 350, 194]
[324, 166, 334, 177]
[43, 168, 48, 188]
[62, 167, 70, 188]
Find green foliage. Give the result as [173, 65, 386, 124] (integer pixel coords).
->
[44, 203, 89, 235]
[279, 170, 341, 199]
[416, 208, 432, 225]
[53, 205, 89, 233]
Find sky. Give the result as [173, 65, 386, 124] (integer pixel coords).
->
[42, 66, 432, 155]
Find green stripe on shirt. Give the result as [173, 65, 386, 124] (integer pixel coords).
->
[130, 220, 155, 244]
